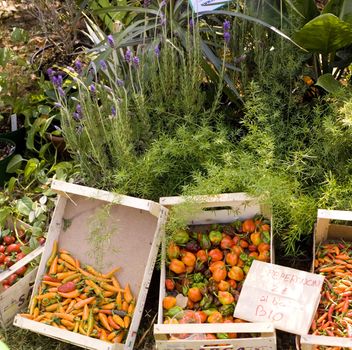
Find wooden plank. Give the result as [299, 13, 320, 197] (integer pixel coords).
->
[300, 334, 352, 347]
[13, 316, 119, 350]
[51, 180, 162, 217]
[318, 209, 352, 221]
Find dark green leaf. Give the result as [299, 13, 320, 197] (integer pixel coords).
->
[323, 0, 352, 24]
[293, 14, 352, 53]
[24, 158, 40, 181]
[16, 197, 33, 216]
[316, 73, 342, 93]
[6, 154, 23, 173]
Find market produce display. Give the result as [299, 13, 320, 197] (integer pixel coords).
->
[20, 241, 134, 344]
[163, 216, 271, 339]
[0, 225, 40, 289]
[312, 241, 352, 342]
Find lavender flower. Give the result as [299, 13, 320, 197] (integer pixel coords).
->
[189, 18, 194, 29]
[143, 0, 151, 7]
[117, 78, 124, 87]
[58, 86, 65, 97]
[75, 60, 83, 74]
[107, 34, 115, 48]
[54, 102, 62, 108]
[111, 106, 116, 116]
[76, 104, 82, 114]
[73, 112, 80, 121]
[56, 74, 63, 86]
[223, 19, 231, 32]
[160, 12, 166, 26]
[160, 0, 167, 7]
[89, 84, 96, 93]
[67, 66, 75, 73]
[132, 56, 140, 68]
[47, 68, 54, 77]
[125, 49, 132, 63]
[224, 31, 231, 45]
[154, 45, 160, 57]
[99, 59, 107, 70]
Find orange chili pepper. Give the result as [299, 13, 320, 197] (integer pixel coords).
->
[98, 312, 112, 331]
[58, 289, 80, 299]
[49, 256, 58, 275]
[73, 296, 96, 310]
[108, 315, 121, 330]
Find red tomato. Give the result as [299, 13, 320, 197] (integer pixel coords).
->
[0, 245, 5, 253]
[7, 274, 17, 285]
[0, 253, 5, 264]
[4, 256, 14, 267]
[6, 243, 21, 254]
[3, 236, 15, 245]
[16, 252, 26, 261]
[15, 265, 27, 276]
[38, 237, 46, 245]
[2, 283, 10, 290]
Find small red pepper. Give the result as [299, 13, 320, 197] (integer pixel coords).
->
[328, 304, 335, 323]
[342, 296, 350, 314]
[43, 275, 60, 283]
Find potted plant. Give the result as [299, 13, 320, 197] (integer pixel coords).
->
[0, 138, 16, 186]
[0, 111, 26, 152]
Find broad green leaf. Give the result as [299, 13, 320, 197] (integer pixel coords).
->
[38, 105, 51, 115]
[0, 48, 12, 67]
[6, 154, 23, 173]
[316, 73, 342, 93]
[16, 197, 34, 216]
[284, 0, 319, 22]
[0, 208, 11, 227]
[323, 0, 352, 24]
[11, 27, 29, 43]
[24, 158, 39, 181]
[6, 177, 17, 192]
[293, 14, 352, 53]
[26, 116, 48, 150]
[39, 143, 51, 159]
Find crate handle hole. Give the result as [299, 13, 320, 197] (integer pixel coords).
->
[202, 206, 233, 212]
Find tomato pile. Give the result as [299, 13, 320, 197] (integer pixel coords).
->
[163, 215, 271, 340]
[311, 241, 352, 344]
[21, 241, 134, 344]
[0, 228, 30, 289]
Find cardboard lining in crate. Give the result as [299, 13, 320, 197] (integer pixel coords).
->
[155, 193, 276, 350]
[14, 180, 168, 350]
[0, 219, 43, 327]
[297, 209, 352, 350]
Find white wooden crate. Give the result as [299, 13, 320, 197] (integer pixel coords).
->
[14, 180, 168, 350]
[155, 193, 276, 350]
[298, 209, 352, 349]
[0, 220, 43, 328]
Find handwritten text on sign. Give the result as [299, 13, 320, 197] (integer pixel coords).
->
[234, 261, 324, 335]
[188, 0, 232, 13]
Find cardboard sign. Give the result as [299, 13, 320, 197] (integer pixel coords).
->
[189, 0, 232, 13]
[234, 260, 324, 335]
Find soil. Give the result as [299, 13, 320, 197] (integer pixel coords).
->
[0, 140, 15, 160]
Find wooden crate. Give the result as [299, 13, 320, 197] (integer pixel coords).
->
[14, 180, 168, 350]
[0, 219, 43, 328]
[155, 193, 276, 350]
[298, 209, 352, 349]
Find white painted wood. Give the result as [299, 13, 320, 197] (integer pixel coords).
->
[14, 181, 167, 350]
[157, 194, 275, 350]
[297, 209, 352, 349]
[51, 180, 162, 217]
[0, 246, 43, 282]
[0, 268, 37, 327]
[13, 316, 120, 349]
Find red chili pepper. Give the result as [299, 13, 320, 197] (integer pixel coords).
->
[328, 304, 335, 323]
[342, 296, 350, 314]
[326, 329, 334, 337]
[311, 318, 317, 331]
[43, 275, 60, 283]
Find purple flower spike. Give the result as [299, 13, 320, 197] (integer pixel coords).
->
[75, 60, 83, 74]
[90, 84, 96, 93]
[223, 19, 231, 32]
[154, 45, 160, 57]
[224, 31, 231, 45]
[189, 18, 194, 29]
[54, 102, 62, 108]
[111, 106, 116, 116]
[107, 34, 115, 48]
[143, 0, 151, 7]
[47, 68, 54, 77]
[51, 76, 58, 86]
[58, 86, 65, 97]
[117, 78, 124, 87]
[132, 56, 140, 68]
[56, 75, 63, 86]
[125, 49, 132, 63]
[67, 66, 74, 73]
[73, 112, 81, 121]
[99, 59, 107, 70]
[160, 12, 166, 25]
[160, 0, 167, 7]
[76, 104, 82, 114]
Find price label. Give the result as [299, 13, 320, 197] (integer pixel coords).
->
[234, 260, 324, 335]
[188, 0, 231, 13]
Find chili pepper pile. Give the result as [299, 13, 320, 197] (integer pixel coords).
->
[311, 241, 352, 344]
[163, 216, 271, 340]
[20, 241, 134, 344]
